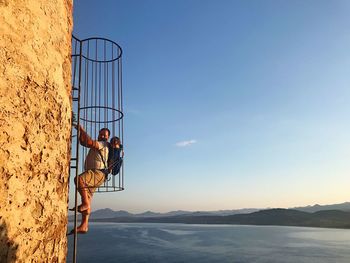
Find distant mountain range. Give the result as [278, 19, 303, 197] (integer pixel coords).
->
[68, 202, 350, 229]
[82, 207, 260, 220]
[75, 201, 350, 219]
[290, 202, 350, 213]
[90, 208, 350, 229]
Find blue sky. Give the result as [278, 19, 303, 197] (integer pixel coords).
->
[71, 0, 350, 213]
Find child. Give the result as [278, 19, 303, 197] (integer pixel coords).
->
[108, 136, 123, 175]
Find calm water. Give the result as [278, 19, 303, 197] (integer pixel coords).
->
[67, 223, 350, 263]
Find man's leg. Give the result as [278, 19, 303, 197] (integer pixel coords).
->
[76, 207, 91, 233]
[75, 176, 91, 232]
[77, 176, 91, 212]
[71, 170, 104, 234]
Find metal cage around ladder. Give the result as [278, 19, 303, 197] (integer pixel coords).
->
[71, 35, 124, 192]
[69, 35, 124, 263]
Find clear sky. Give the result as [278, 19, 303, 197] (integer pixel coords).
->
[71, 0, 350, 213]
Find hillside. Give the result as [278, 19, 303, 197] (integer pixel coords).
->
[90, 209, 350, 229]
[68, 201, 350, 220]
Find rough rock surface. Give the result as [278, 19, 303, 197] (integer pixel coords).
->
[0, 0, 73, 262]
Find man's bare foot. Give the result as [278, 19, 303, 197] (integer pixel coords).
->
[67, 228, 88, 235]
[76, 225, 88, 233]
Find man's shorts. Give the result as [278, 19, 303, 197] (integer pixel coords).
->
[78, 169, 106, 196]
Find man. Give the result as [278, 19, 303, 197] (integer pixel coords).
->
[69, 125, 110, 234]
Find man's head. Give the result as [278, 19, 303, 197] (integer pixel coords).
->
[98, 128, 110, 141]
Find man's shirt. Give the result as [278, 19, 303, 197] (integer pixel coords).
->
[84, 141, 109, 170]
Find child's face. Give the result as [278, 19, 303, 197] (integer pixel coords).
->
[111, 139, 120, 148]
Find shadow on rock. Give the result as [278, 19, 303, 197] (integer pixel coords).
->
[0, 218, 18, 263]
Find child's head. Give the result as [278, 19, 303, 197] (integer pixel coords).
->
[110, 136, 121, 148]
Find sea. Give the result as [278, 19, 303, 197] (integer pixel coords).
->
[67, 223, 350, 263]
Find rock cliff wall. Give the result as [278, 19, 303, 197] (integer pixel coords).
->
[0, 0, 73, 262]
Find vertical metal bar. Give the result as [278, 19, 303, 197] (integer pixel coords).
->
[94, 41, 98, 189]
[111, 45, 115, 191]
[87, 41, 92, 141]
[118, 51, 124, 189]
[95, 39, 98, 138]
[73, 38, 83, 263]
[118, 51, 121, 190]
[98, 59, 102, 191]
[104, 40, 107, 192]
[85, 47, 90, 187]
[104, 40, 107, 129]
[119, 55, 123, 146]
[98, 62, 101, 134]
[112, 45, 115, 138]
[82, 55, 87, 172]
[68, 37, 78, 192]
[92, 45, 95, 138]
[112, 46, 115, 193]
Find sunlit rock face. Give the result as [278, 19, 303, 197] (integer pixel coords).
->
[0, 1, 73, 262]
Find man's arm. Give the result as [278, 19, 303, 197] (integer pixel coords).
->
[77, 125, 100, 150]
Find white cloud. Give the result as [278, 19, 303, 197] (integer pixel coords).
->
[175, 139, 197, 147]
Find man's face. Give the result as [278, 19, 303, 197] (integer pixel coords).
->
[98, 129, 109, 141]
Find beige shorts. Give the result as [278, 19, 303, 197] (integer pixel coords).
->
[79, 169, 106, 196]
